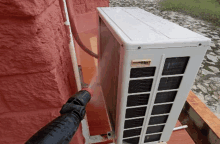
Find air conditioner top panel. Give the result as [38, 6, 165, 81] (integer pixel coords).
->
[97, 7, 211, 49]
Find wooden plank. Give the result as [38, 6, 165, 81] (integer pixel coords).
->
[187, 91, 220, 138]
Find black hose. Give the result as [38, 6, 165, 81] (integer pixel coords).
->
[25, 90, 91, 144]
[66, 0, 99, 59]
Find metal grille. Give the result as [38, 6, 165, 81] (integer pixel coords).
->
[123, 128, 142, 138]
[125, 107, 147, 118]
[125, 57, 187, 143]
[128, 79, 153, 93]
[146, 125, 165, 134]
[123, 137, 140, 144]
[154, 91, 177, 104]
[158, 76, 182, 91]
[144, 134, 161, 143]
[124, 118, 144, 129]
[130, 67, 156, 78]
[149, 115, 169, 125]
[162, 57, 190, 75]
[151, 104, 173, 115]
[127, 94, 150, 107]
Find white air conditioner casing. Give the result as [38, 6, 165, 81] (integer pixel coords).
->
[97, 7, 211, 144]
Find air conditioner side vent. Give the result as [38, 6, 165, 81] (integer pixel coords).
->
[123, 128, 142, 138]
[162, 57, 190, 75]
[144, 134, 162, 143]
[130, 67, 156, 78]
[123, 137, 140, 144]
[154, 91, 177, 104]
[127, 94, 150, 107]
[146, 125, 165, 134]
[151, 104, 173, 115]
[124, 118, 144, 129]
[149, 115, 169, 125]
[143, 56, 188, 143]
[128, 79, 153, 93]
[125, 107, 147, 119]
[158, 76, 182, 91]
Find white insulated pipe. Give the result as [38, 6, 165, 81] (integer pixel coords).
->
[173, 125, 188, 131]
[62, 2, 91, 144]
[62, 0, 82, 91]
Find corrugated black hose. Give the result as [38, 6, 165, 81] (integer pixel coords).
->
[25, 90, 91, 144]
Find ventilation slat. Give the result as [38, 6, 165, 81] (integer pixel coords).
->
[162, 57, 189, 75]
[127, 94, 150, 107]
[124, 118, 144, 129]
[128, 79, 153, 93]
[158, 76, 182, 90]
[149, 115, 169, 125]
[146, 125, 165, 134]
[123, 137, 140, 144]
[130, 67, 156, 78]
[125, 107, 147, 118]
[144, 134, 161, 143]
[123, 128, 142, 138]
[151, 104, 173, 115]
[155, 91, 177, 104]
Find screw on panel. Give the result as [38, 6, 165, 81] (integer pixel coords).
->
[107, 131, 115, 140]
[199, 43, 202, 46]
[138, 46, 141, 49]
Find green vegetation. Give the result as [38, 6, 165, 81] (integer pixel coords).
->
[158, 0, 220, 27]
[204, 64, 213, 72]
[209, 89, 214, 95]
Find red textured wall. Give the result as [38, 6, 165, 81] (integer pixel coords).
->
[73, 0, 109, 34]
[0, 0, 78, 143]
[0, 0, 109, 143]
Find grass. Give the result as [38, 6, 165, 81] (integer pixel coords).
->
[157, 0, 220, 28]
[203, 64, 213, 72]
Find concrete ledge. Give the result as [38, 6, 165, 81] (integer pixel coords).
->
[179, 91, 220, 144]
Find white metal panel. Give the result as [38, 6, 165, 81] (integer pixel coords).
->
[123, 8, 203, 39]
[97, 7, 211, 49]
[99, 7, 169, 42]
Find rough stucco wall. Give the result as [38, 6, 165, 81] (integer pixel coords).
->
[0, 0, 109, 143]
[75, 0, 109, 32]
[0, 0, 78, 143]
[70, 0, 109, 15]
[0, 0, 56, 17]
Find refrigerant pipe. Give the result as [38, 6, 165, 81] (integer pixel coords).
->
[62, 0, 82, 91]
[173, 125, 188, 131]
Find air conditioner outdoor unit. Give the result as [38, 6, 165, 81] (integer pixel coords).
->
[97, 7, 211, 144]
